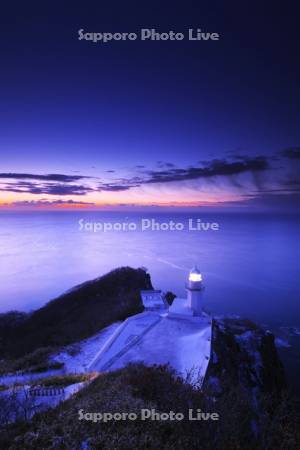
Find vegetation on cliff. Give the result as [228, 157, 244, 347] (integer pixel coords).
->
[1, 363, 299, 450]
[0, 267, 152, 360]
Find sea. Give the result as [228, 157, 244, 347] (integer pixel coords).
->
[0, 210, 299, 390]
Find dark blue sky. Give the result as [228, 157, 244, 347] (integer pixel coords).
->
[1, 1, 300, 208]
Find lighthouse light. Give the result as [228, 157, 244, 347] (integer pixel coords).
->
[189, 272, 202, 282]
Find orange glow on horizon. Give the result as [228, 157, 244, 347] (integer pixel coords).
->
[0, 198, 246, 210]
[0, 188, 246, 210]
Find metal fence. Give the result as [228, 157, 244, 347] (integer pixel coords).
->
[29, 387, 65, 396]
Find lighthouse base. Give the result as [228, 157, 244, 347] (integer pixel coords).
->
[168, 297, 204, 320]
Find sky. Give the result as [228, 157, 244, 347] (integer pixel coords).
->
[0, 1, 300, 210]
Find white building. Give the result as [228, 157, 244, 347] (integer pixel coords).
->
[140, 290, 168, 310]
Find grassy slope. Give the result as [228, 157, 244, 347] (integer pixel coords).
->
[0, 267, 152, 358]
[1, 363, 299, 450]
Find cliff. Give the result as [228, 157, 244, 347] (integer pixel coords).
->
[0, 267, 152, 359]
[205, 317, 286, 397]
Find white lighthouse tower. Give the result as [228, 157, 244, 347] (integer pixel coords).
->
[187, 266, 204, 316]
[168, 266, 205, 319]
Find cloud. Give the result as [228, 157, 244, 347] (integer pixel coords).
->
[241, 192, 300, 209]
[0, 157, 270, 197]
[280, 147, 300, 159]
[11, 199, 95, 206]
[156, 161, 176, 168]
[144, 156, 268, 184]
[93, 156, 269, 193]
[97, 183, 139, 192]
[0, 173, 87, 182]
[0, 181, 94, 195]
[283, 178, 300, 186]
[0, 152, 289, 204]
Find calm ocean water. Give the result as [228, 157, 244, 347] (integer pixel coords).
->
[0, 210, 299, 327]
[1, 210, 300, 390]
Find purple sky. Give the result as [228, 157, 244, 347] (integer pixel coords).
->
[0, 2, 300, 210]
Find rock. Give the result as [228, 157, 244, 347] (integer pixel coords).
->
[205, 317, 286, 397]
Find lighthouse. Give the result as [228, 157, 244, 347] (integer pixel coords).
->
[186, 266, 204, 316]
[168, 266, 205, 319]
